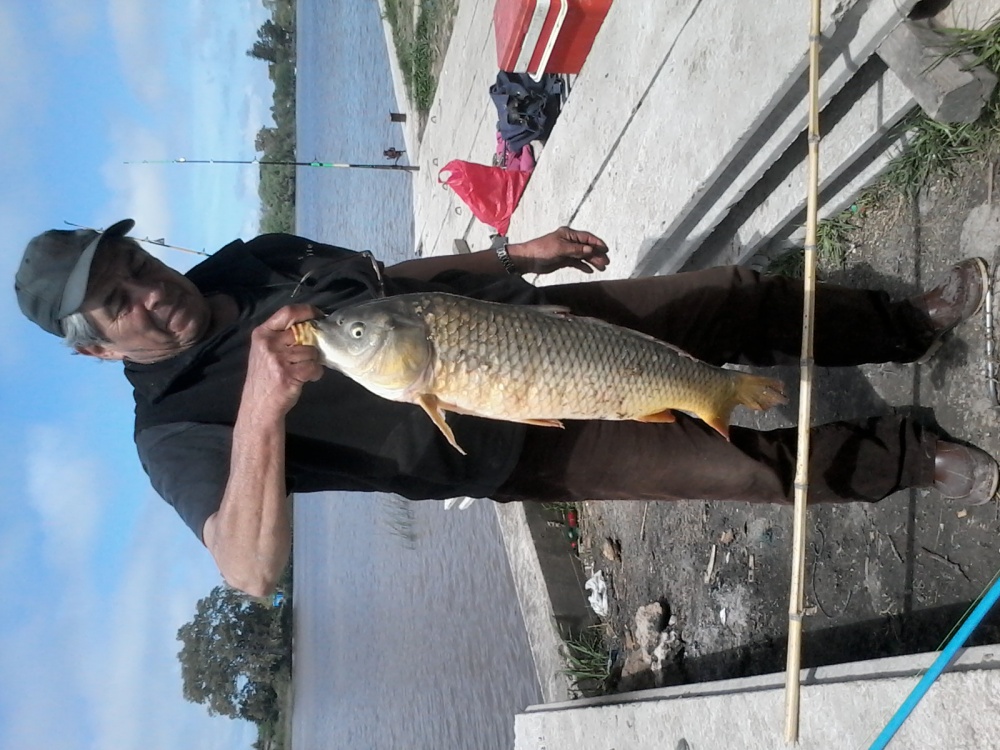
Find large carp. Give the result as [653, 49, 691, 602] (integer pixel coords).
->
[292, 292, 787, 454]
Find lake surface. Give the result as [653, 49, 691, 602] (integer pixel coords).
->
[292, 1, 543, 747]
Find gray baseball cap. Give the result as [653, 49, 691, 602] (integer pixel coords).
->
[15, 219, 135, 336]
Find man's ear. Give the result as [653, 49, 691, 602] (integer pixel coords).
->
[75, 344, 125, 361]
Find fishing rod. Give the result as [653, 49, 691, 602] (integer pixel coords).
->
[867, 570, 1000, 749]
[63, 221, 210, 257]
[126, 156, 419, 172]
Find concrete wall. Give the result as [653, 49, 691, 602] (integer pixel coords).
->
[514, 645, 1000, 749]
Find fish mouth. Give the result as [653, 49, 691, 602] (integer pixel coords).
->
[291, 321, 318, 347]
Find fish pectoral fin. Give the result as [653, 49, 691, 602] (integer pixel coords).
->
[429, 400, 563, 429]
[416, 394, 467, 455]
[635, 409, 676, 424]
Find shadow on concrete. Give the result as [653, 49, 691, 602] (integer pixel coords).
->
[654, 599, 1000, 689]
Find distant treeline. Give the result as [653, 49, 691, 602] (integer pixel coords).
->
[249, 0, 296, 233]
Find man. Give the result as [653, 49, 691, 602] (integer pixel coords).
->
[15, 220, 999, 596]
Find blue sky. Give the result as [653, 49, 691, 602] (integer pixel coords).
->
[1, 1, 275, 747]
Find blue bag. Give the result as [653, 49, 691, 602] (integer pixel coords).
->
[489, 71, 564, 152]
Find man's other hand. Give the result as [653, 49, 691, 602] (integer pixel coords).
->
[508, 226, 610, 275]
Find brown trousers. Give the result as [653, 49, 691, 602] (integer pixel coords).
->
[496, 267, 938, 505]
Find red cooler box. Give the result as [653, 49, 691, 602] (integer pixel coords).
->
[494, 0, 613, 76]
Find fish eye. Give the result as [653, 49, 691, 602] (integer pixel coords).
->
[350, 323, 365, 338]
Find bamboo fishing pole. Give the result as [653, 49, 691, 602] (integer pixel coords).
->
[784, 0, 823, 742]
[125, 156, 419, 172]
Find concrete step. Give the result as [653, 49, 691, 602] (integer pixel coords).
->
[685, 11, 999, 272]
[514, 644, 1000, 749]
[681, 57, 915, 271]
[878, 18, 997, 123]
[631, 0, 920, 277]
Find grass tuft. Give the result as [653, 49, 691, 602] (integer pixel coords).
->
[878, 15, 1000, 198]
[770, 16, 1000, 275]
[541, 501, 578, 515]
[767, 210, 859, 277]
[383, 0, 457, 114]
[561, 625, 613, 697]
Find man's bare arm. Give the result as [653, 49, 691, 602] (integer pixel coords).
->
[202, 304, 322, 597]
[385, 227, 610, 281]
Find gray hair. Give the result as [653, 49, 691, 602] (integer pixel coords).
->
[59, 235, 146, 350]
[61, 311, 109, 349]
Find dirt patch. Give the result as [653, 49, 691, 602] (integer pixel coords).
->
[581, 156, 1000, 693]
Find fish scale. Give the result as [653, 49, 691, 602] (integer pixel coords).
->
[296, 292, 787, 454]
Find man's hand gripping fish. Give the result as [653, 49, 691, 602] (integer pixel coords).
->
[292, 293, 787, 454]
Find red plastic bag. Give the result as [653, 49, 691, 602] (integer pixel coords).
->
[438, 159, 531, 235]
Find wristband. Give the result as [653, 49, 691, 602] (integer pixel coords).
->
[491, 234, 518, 275]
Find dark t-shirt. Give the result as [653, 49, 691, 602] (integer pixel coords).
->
[128, 234, 545, 542]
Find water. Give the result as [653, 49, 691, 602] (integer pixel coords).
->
[295, 0, 414, 264]
[292, 1, 543, 747]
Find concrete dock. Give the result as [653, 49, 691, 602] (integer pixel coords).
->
[381, 0, 1000, 746]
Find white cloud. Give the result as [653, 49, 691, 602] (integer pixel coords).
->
[100, 121, 175, 243]
[191, 9, 271, 153]
[0, 516, 34, 582]
[42, 0, 99, 45]
[107, 0, 170, 106]
[0, 204, 49, 369]
[1, 613, 93, 750]
[0, 5, 43, 133]
[20, 419, 114, 672]
[89, 501, 247, 750]
[25, 424, 107, 570]
[0, 487, 249, 750]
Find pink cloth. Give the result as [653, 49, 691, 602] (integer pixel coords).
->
[495, 132, 535, 172]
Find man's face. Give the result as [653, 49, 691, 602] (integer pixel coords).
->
[76, 239, 212, 364]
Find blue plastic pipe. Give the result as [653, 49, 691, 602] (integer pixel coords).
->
[869, 577, 1000, 749]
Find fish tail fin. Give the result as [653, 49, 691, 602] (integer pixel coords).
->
[697, 374, 786, 441]
[733, 373, 788, 412]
